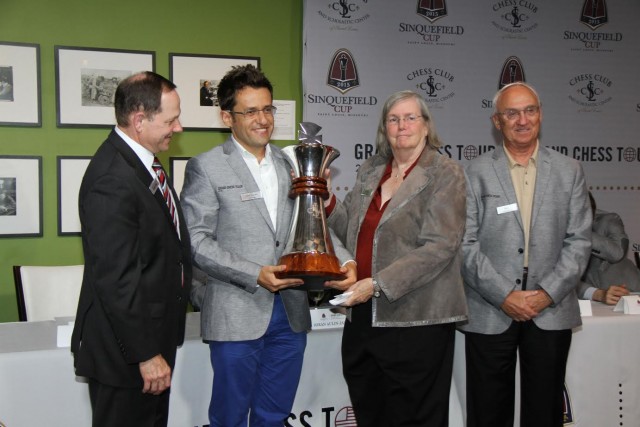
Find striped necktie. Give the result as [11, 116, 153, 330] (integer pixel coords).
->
[152, 157, 180, 238]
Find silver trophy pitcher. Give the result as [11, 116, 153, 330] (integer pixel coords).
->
[276, 122, 345, 290]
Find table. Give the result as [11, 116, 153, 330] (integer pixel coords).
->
[0, 304, 638, 426]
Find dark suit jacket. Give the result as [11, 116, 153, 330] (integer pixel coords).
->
[71, 130, 192, 388]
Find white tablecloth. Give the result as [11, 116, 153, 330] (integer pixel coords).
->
[0, 303, 638, 426]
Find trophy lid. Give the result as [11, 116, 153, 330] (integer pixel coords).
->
[298, 122, 323, 144]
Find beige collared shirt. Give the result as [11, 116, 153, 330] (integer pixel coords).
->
[504, 142, 539, 267]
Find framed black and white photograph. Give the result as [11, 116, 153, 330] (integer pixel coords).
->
[57, 156, 91, 235]
[0, 156, 42, 237]
[169, 157, 191, 199]
[0, 41, 41, 127]
[55, 46, 155, 128]
[169, 53, 259, 130]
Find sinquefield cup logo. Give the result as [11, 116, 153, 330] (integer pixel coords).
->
[580, 0, 608, 30]
[327, 49, 360, 94]
[498, 56, 526, 89]
[417, 0, 447, 23]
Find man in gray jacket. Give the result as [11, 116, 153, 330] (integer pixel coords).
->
[577, 192, 640, 304]
[180, 65, 356, 427]
[460, 82, 592, 427]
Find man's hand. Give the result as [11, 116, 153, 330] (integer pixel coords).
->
[258, 265, 304, 292]
[525, 289, 553, 313]
[605, 284, 630, 305]
[324, 261, 357, 291]
[501, 290, 540, 321]
[139, 354, 171, 395]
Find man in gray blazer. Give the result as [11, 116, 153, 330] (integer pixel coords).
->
[460, 82, 592, 427]
[180, 65, 356, 427]
[577, 192, 640, 304]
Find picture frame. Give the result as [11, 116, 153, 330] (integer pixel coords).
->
[169, 53, 260, 130]
[0, 41, 41, 127]
[0, 156, 42, 238]
[169, 156, 191, 199]
[57, 156, 92, 236]
[55, 46, 155, 128]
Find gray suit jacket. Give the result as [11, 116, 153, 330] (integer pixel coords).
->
[460, 144, 592, 334]
[180, 138, 350, 341]
[328, 147, 468, 327]
[577, 210, 640, 297]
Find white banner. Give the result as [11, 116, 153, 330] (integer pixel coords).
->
[302, 0, 640, 258]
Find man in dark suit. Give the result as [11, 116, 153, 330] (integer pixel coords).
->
[461, 82, 592, 427]
[71, 71, 192, 427]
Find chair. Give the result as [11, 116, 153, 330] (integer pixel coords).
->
[13, 265, 84, 322]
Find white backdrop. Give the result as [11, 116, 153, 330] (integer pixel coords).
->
[302, 0, 640, 256]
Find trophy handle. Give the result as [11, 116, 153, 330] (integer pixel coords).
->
[281, 145, 299, 255]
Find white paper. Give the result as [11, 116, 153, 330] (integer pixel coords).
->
[329, 291, 353, 306]
[57, 321, 75, 348]
[578, 300, 593, 316]
[271, 100, 296, 140]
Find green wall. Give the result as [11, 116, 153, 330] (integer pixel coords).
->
[0, 0, 303, 322]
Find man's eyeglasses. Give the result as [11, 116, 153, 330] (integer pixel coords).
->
[496, 105, 540, 121]
[226, 106, 277, 119]
[386, 115, 424, 126]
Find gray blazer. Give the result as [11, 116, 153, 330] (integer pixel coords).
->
[577, 210, 640, 297]
[460, 144, 592, 334]
[180, 138, 351, 341]
[328, 146, 468, 327]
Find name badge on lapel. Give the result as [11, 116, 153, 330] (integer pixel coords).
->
[497, 203, 518, 215]
[149, 179, 159, 194]
[241, 191, 262, 202]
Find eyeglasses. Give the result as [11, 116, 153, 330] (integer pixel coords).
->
[496, 105, 540, 121]
[226, 105, 277, 119]
[386, 115, 424, 126]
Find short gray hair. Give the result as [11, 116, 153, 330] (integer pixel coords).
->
[492, 82, 541, 115]
[376, 90, 441, 159]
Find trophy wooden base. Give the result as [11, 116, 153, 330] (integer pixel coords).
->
[276, 252, 346, 291]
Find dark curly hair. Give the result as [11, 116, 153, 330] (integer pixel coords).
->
[216, 64, 273, 112]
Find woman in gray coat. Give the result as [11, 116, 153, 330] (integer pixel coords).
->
[326, 90, 467, 427]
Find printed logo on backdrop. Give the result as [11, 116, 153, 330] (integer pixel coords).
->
[417, 0, 447, 23]
[407, 66, 456, 107]
[580, 0, 607, 30]
[568, 72, 613, 110]
[490, 0, 540, 38]
[563, 0, 622, 52]
[286, 406, 357, 427]
[316, 0, 371, 29]
[399, 0, 464, 46]
[480, 55, 526, 112]
[498, 56, 526, 89]
[327, 49, 359, 94]
[306, 49, 377, 119]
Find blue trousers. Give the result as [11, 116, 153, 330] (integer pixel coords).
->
[208, 294, 307, 427]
